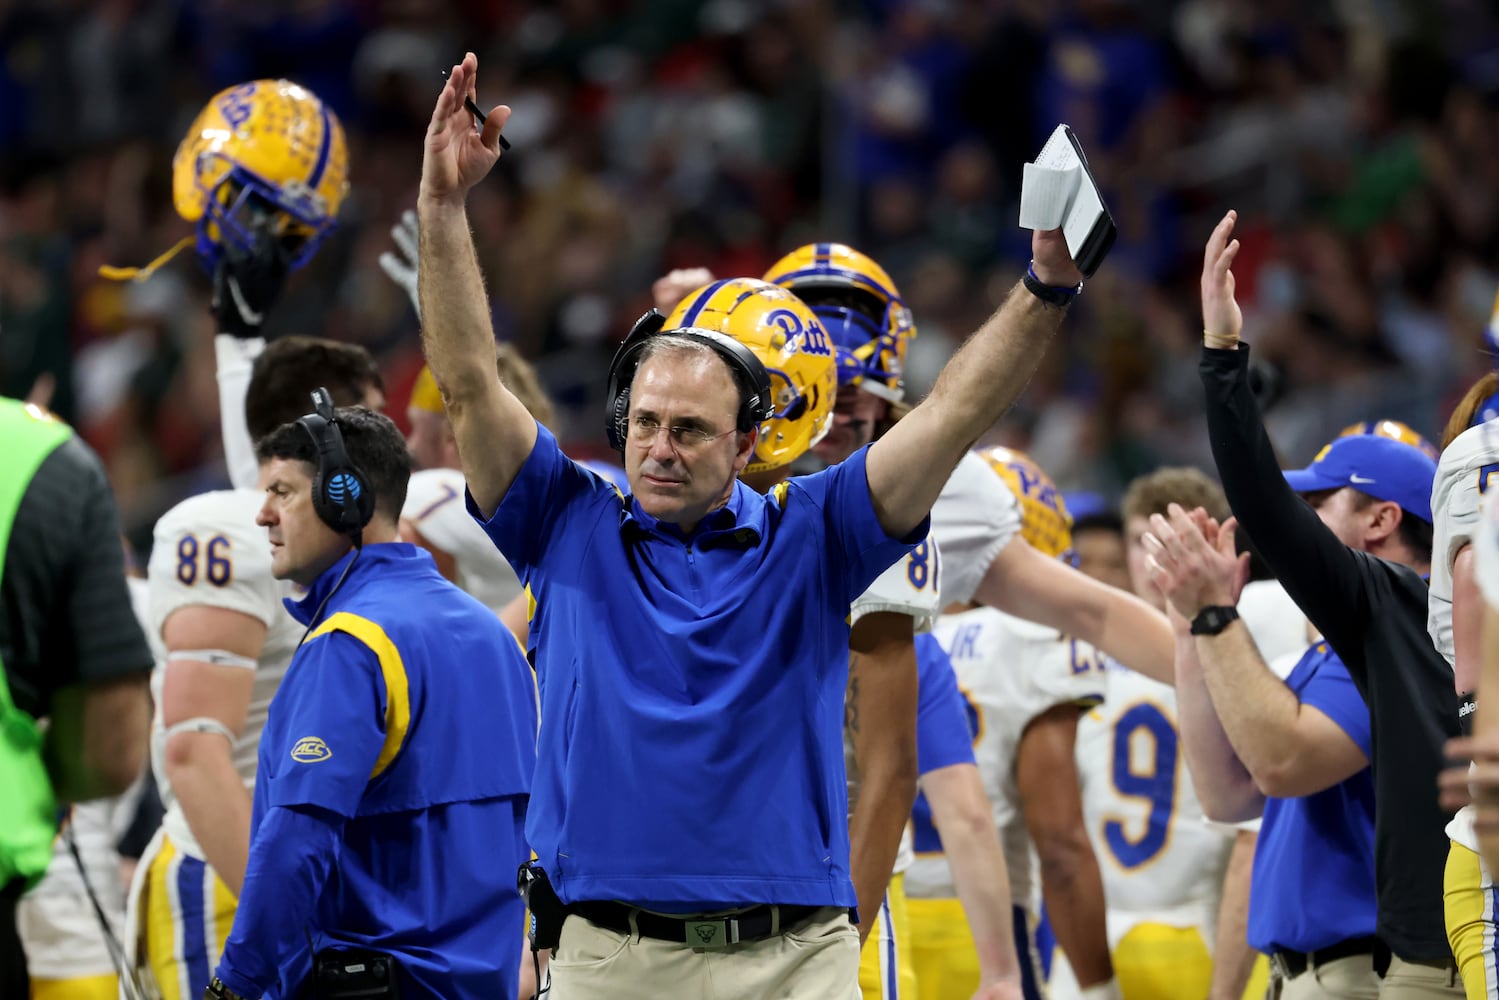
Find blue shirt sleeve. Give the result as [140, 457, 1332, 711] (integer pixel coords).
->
[215, 803, 341, 996]
[1296, 653, 1373, 758]
[792, 445, 928, 603]
[465, 422, 618, 575]
[261, 631, 388, 817]
[916, 634, 977, 775]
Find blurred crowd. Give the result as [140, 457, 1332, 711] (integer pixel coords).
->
[2, 0, 1498, 555]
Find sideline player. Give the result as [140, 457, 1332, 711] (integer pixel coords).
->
[117, 77, 371, 1000]
[905, 447, 1112, 1000]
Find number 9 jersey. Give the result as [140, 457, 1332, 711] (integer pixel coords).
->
[1074, 666, 1231, 926]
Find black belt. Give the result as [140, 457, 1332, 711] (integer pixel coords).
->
[570, 901, 833, 948]
[1271, 936, 1379, 979]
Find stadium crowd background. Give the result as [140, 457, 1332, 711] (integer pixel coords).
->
[2, 0, 1498, 557]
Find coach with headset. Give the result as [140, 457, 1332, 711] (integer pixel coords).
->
[204, 397, 537, 1000]
[416, 54, 1087, 998]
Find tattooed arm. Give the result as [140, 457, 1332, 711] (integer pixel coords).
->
[845, 612, 920, 944]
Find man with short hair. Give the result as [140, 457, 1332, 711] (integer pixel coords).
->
[1053, 466, 1305, 1000]
[207, 405, 537, 999]
[125, 336, 385, 1000]
[1197, 210, 1461, 999]
[1071, 511, 1130, 592]
[417, 53, 1086, 997]
[1144, 431, 1439, 999]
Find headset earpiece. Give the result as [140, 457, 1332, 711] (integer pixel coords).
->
[296, 388, 375, 539]
[603, 311, 774, 451]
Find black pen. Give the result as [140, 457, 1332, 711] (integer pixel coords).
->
[441, 69, 511, 151]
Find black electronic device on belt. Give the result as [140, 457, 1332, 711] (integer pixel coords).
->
[518, 861, 568, 951]
[311, 947, 402, 999]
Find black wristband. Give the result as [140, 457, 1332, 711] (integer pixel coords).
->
[1023, 260, 1082, 308]
[1189, 605, 1240, 636]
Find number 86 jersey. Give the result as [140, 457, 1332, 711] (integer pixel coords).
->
[1073, 664, 1231, 931]
[146, 489, 302, 854]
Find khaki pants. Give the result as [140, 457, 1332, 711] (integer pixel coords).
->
[548, 906, 859, 1000]
[1380, 956, 1465, 1000]
[1270, 955, 1380, 1000]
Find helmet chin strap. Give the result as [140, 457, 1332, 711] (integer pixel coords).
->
[97, 236, 195, 282]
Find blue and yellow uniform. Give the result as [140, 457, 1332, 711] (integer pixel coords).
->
[472, 424, 920, 914]
[212, 544, 537, 999]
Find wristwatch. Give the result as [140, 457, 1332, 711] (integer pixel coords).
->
[1189, 605, 1240, 636]
[1023, 260, 1083, 308]
[205, 977, 251, 1000]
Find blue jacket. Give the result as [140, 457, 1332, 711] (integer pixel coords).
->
[216, 543, 537, 999]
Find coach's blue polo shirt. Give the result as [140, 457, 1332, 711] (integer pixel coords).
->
[470, 424, 922, 912]
[1248, 642, 1378, 954]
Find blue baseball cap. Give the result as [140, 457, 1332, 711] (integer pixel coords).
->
[1283, 434, 1437, 524]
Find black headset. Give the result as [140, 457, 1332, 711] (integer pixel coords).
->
[604, 309, 775, 452]
[296, 387, 375, 540]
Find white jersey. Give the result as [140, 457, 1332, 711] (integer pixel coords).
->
[1477, 486, 1499, 609]
[1074, 664, 1233, 941]
[402, 467, 522, 615]
[931, 451, 1023, 608]
[1430, 423, 1497, 667]
[905, 607, 1107, 908]
[1450, 486, 1499, 853]
[146, 489, 302, 860]
[846, 531, 943, 877]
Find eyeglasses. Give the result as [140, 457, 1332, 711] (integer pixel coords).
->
[629, 414, 734, 450]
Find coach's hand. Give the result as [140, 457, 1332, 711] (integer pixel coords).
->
[1142, 504, 1248, 621]
[211, 221, 291, 339]
[421, 52, 510, 205]
[1201, 210, 1243, 348]
[1030, 226, 1083, 289]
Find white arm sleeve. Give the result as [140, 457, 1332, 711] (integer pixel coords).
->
[216, 334, 268, 490]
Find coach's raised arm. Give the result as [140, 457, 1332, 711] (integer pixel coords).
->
[415, 52, 534, 519]
[864, 230, 1084, 540]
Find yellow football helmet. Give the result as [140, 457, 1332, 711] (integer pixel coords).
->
[763, 243, 916, 403]
[172, 79, 349, 272]
[1337, 420, 1438, 461]
[664, 277, 838, 474]
[977, 446, 1073, 560]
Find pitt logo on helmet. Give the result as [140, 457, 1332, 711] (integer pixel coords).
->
[172, 80, 350, 273]
[664, 278, 838, 474]
[763, 243, 916, 403]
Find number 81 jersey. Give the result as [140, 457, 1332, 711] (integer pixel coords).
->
[1073, 664, 1231, 930]
[146, 489, 302, 856]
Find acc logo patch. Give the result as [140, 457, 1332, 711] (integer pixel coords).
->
[291, 737, 332, 763]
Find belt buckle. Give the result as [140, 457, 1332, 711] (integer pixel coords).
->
[1270, 953, 1292, 981]
[686, 918, 739, 949]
